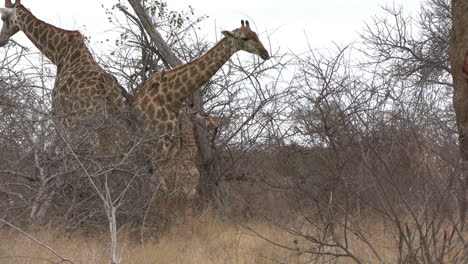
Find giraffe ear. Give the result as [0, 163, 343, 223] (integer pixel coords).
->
[222, 30, 236, 38]
[0, 8, 13, 17]
[207, 117, 219, 127]
[4, 0, 19, 8]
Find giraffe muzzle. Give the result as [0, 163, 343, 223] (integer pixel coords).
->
[259, 48, 270, 60]
[0, 39, 8, 47]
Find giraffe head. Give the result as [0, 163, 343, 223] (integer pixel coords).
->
[0, 0, 21, 47]
[222, 20, 270, 60]
[186, 105, 219, 127]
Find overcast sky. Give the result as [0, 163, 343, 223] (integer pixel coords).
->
[6, 0, 422, 54]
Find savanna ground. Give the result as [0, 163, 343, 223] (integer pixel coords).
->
[3, 210, 452, 264]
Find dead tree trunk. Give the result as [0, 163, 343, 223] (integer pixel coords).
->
[127, 0, 221, 209]
[448, 0, 468, 225]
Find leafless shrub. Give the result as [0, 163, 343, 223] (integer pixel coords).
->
[0, 1, 466, 263]
[241, 2, 465, 263]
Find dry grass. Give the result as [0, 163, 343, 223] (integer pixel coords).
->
[0, 211, 301, 264]
[0, 211, 465, 264]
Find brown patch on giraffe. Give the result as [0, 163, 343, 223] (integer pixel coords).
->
[168, 111, 177, 121]
[53, 35, 60, 46]
[164, 94, 173, 103]
[188, 66, 197, 77]
[147, 104, 156, 119]
[32, 27, 40, 40]
[47, 30, 54, 39]
[180, 72, 189, 81]
[198, 60, 206, 71]
[173, 91, 183, 100]
[78, 82, 88, 88]
[151, 82, 160, 91]
[179, 68, 188, 75]
[209, 64, 218, 73]
[90, 86, 100, 94]
[180, 85, 191, 95]
[174, 77, 182, 88]
[141, 96, 150, 107]
[199, 72, 209, 81]
[75, 72, 84, 79]
[166, 77, 175, 85]
[160, 108, 169, 122]
[157, 123, 166, 133]
[66, 78, 74, 86]
[26, 20, 35, 31]
[80, 87, 91, 94]
[167, 121, 176, 131]
[39, 31, 47, 43]
[86, 80, 97, 87]
[152, 95, 163, 107]
[206, 51, 214, 60]
[70, 50, 81, 61]
[67, 33, 76, 43]
[86, 71, 96, 78]
[155, 108, 163, 119]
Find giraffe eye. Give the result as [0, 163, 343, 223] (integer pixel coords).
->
[241, 37, 249, 41]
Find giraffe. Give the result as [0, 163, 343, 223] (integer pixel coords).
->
[155, 105, 218, 208]
[0, 0, 131, 154]
[132, 20, 269, 184]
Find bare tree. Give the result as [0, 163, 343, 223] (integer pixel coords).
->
[4, 1, 464, 263]
[99, 0, 292, 214]
[241, 1, 466, 263]
[448, 0, 468, 225]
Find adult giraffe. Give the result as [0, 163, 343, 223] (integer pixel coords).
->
[0, 0, 131, 154]
[132, 20, 269, 166]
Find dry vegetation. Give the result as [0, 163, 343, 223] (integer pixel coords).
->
[3, 211, 464, 264]
[0, 0, 467, 263]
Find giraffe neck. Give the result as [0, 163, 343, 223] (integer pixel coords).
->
[172, 37, 237, 104]
[14, 6, 94, 71]
[179, 112, 197, 154]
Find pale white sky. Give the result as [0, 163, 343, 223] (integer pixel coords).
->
[7, 0, 422, 54]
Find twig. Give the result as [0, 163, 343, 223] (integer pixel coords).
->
[0, 218, 75, 264]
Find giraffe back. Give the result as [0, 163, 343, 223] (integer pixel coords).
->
[50, 32, 131, 154]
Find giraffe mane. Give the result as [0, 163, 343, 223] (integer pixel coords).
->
[16, 5, 80, 34]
